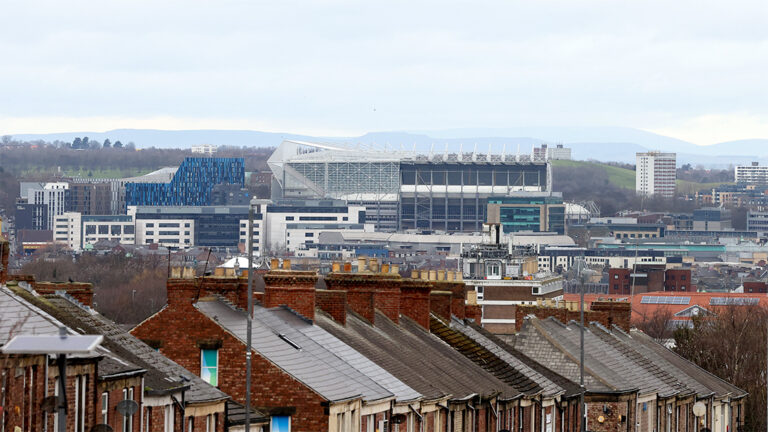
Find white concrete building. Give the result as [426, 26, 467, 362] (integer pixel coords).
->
[54, 212, 135, 251]
[735, 162, 768, 185]
[191, 144, 217, 155]
[21, 182, 69, 230]
[636, 152, 676, 198]
[135, 219, 195, 249]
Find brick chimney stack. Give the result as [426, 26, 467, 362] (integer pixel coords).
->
[263, 260, 318, 321]
[34, 281, 95, 307]
[399, 279, 432, 329]
[324, 258, 402, 325]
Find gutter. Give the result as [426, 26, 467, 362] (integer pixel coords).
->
[100, 368, 147, 380]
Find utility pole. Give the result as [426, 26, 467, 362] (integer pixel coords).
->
[579, 258, 586, 432]
[245, 201, 255, 432]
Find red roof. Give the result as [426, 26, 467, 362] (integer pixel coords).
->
[563, 291, 768, 323]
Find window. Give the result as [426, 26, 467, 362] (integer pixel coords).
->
[164, 406, 174, 432]
[101, 392, 109, 424]
[285, 216, 294, 221]
[476, 286, 484, 301]
[614, 274, 619, 279]
[188, 417, 194, 432]
[205, 414, 213, 432]
[123, 387, 134, 432]
[305, 232, 314, 237]
[75, 375, 87, 432]
[201, 349, 218, 386]
[271, 416, 291, 432]
[146, 223, 154, 227]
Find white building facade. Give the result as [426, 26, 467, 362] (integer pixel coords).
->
[735, 162, 768, 185]
[636, 152, 676, 198]
[54, 212, 136, 251]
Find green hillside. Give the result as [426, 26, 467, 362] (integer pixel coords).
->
[552, 159, 733, 194]
[551, 159, 636, 189]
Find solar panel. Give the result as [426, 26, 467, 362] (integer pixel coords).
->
[640, 296, 691, 305]
[709, 297, 760, 306]
[1, 334, 103, 354]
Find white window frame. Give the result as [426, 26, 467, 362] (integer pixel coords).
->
[200, 349, 219, 386]
[102, 392, 110, 424]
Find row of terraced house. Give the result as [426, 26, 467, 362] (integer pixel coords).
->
[0, 245, 747, 432]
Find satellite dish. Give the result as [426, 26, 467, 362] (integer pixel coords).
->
[693, 402, 707, 417]
[390, 414, 406, 425]
[41, 396, 58, 413]
[91, 425, 114, 432]
[116, 400, 139, 416]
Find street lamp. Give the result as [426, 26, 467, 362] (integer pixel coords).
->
[2, 328, 103, 432]
[575, 258, 596, 432]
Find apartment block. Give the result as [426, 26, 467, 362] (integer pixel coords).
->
[636, 152, 676, 198]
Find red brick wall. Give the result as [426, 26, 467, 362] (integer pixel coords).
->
[34, 281, 95, 306]
[430, 291, 452, 320]
[743, 281, 767, 293]
[609, 268, 631, 295]
[465, 305, 482, 323]
[586, 401, 630, 432]
[589, 301, 631, 332]
[323, 273, 382, 325]
[44, 359, 100, 432]
[448, 282, 467, 320]
[263, 270, 318, 320]
[372, 276, 402, 324]
[399, 280, 431, 329]
[316, 289, 347, 325]
[98, 378, 142, 432]
[664, 269, 692, 292]
[130, 299, 328, 432]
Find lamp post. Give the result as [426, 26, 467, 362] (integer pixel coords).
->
[576, 258, 595, 432]
[2, 328, 103, 432]
[245, 199, 255, 432]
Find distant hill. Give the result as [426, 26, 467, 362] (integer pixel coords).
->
[9, 126, 768, 167]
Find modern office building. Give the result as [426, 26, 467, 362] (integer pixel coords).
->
[735, 162, 768, 185]
[191, 144, 217, 155]
[636, 152, 676, 198]
[126, 157, 244, 207]
[54, 213, 135, 251]
[66, 182, 112, 215]
[747, 211, 768, 233]
[693, 207, 732, 231]
[253, 199, 370, 253]
[15, 198, 48, 231]
[486, 192, 566, 234]
[268, 140, 551, 232]
[132, 205, 254, 249]
[20, 182, 69, 230]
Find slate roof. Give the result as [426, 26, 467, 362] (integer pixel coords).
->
[6, 286, 233, 405]
[429, 315, 542, 396]
[450, 318, 579, 398]
[512, 317, 626, 393]
[314, 309, 521, 402]
[545, 319, 680, 398]
[0, 285, 63, 343]
[0, 285, 130, 374]
[268, 308, 422, 403]
[588, 323, 693, 399]
[627, 328, 747, 400]
[195, 298, 394, 403]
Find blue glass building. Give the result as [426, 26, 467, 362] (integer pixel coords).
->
[487, 192, 566, 234]
[126, 157, 245, 206]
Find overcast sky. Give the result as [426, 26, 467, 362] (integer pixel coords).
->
[1, 0, 766, 144]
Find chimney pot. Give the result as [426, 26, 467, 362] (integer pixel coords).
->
[447, 270, 455, 281]
[270, 258, 279, 270]
[381, 263, 390, 274]
[368, 258, 379, 273]
[428, 270, 437, 281]
[411, 270, 419, 279]
[358, 257, 367, 273]
[343, 262, 352, 272]
[420, 270, 429, 281]
[391, 264, 400, 275]
[171, 267, 182, 278]
[283, 259, 291, 270]
[437, 270, 445, 281]
[332, 262, 341, 272]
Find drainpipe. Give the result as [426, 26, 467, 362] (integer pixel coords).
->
[467, 401, 476, 432]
